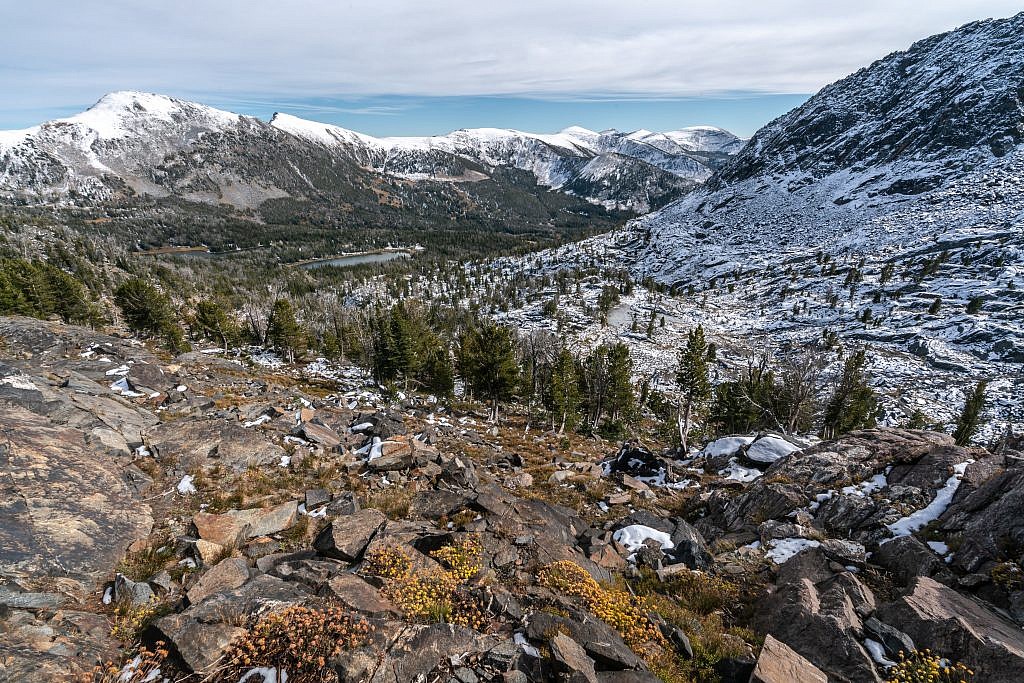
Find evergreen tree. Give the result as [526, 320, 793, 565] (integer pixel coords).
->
[267, 299, 304, 362]
[459, 322, 519, 422]
[114, 277, 186, 351]
[0, 258, 98, 325]
[194, 300, 239, 352]
[676, 325, 712, 451]
[421, 343, 455, 397]
[821, 348, 876, 438]
[604, 342, 634, 429]
[952, 380, 987, 446]
[548, 348, 581, 434]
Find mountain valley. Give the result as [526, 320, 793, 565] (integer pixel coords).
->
[1, 9, 1023, 683]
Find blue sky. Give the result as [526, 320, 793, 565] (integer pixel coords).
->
[194, 94, 811, 138]
[1, 1, 1020, 136]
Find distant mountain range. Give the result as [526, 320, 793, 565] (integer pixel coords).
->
[0, 93, 742, 213]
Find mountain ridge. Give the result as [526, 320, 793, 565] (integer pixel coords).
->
[0, 91, 743, 212]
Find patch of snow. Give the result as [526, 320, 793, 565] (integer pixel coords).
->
[0, 374, 38, 390]
[243, 414, 271, 428]
[514, 632, 540, 659]
[885, 461, 973, 539]
[765, 538, 821, 564]
[110, 377, 145, 398]
[841, 471, 889, 497]
[703, 435, 755, 458]
[612, 524, 674, 556]
[176, 474, 197, 496]
[864, 638, 896, 667]
[719, 457, 763, 483]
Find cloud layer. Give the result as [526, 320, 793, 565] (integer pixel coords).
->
[2, 1, 1020, 124]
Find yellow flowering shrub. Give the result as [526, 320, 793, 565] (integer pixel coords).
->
[431, 538, 482, 583]
[362, 546, 412, 579]
[109, 596, 165, 643]
[374, 538, 487, 630]
[538, 560, 665, 650]
[886, 649, 975, 683]
[221, 605, 373, 683]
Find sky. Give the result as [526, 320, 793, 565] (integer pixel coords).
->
[1, 1, 1020, 137]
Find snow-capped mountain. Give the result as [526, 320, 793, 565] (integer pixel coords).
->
[271, 115, 741, 210]
[0, 93, 742, 212]
[0, 92, 247, 201]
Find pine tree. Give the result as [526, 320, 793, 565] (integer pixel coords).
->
[459, 322, 519, 422]
[421, 343, 455, 398]
[676, 325, 712, 451]
[604, 343, 634, 428]
[194, 300, 238, 352]
[952, 380, 987, 446]
[821, 348, 876, 438]
[549, 348, 581, 434]
[114, 277, 185, 351]
[267, 299, 304, 363]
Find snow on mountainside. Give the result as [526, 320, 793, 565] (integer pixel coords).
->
[0, 93, 742, 212]
[472, 12, 1024, 442]
[0, 92, 247, 201]
[271, 115, 742, 211]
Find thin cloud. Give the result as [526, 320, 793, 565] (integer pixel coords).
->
[1, 1, 1020, 124]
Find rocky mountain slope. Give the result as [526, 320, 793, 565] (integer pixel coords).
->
[479, 12, 1024, 437]
[3, 314, 1024, 682]
[0, 92, 742, 212]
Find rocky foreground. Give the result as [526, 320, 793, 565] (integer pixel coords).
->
[1, 315, 1022, 682]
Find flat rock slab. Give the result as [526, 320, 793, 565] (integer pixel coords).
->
[146, 417, 286, 471]
[186, 557, 252, 605]
[314, 509, 386, 561]
[193, 501, 298, 547]
[751, 634, 827, 683]
[325, 573, 400, 617]
[0, 405, 153, 589]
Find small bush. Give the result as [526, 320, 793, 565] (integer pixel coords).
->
[886, 649, 974, 682]
[362, 546, 412, 579]
[376, 539, 487, 630]
[117, 542, 173, 582]
[991, 561, 1024, 592]
[109, 597, 165, 643]
[538, 560, 664, 650]
[220, 605, 372, 683]
[633, 567, 739, 615]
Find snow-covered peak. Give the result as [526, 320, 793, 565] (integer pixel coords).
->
[0, 93, 742, 209]
[61, 91, 241, 140]
[661, 127, 746, 154]
[270, 112, 376, 147]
